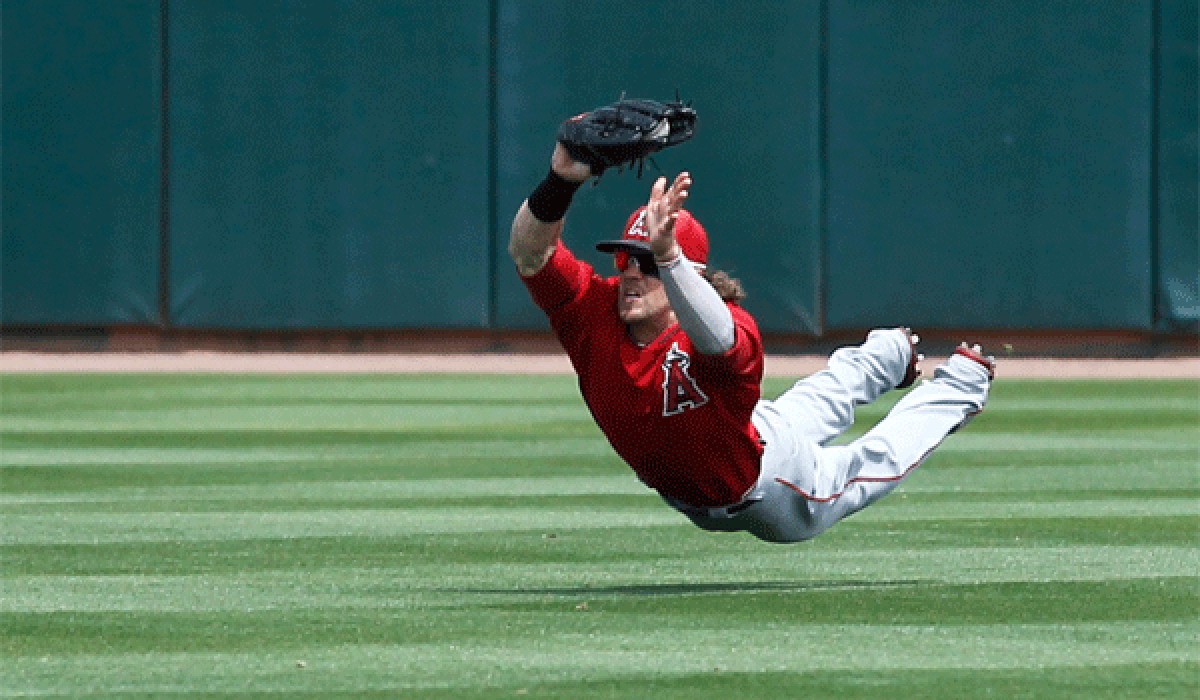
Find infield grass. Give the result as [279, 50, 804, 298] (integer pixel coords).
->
[2, 374, 1197, 698]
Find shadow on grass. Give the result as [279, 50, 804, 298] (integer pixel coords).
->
[453, 579, 924, 597]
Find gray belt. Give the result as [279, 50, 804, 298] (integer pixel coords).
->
[667, 496, 761, 519]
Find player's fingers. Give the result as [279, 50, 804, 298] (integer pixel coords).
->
[670, 172, 691, 197]
[651, 176, 668, 200]
[666, 174, 690, 209]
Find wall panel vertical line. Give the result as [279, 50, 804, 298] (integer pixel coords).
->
[816, 0, 830, 336]
[487, 0, 500, 328]
[159, 0, 172, 328]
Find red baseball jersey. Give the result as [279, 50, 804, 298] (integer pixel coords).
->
[523, 243, 765, 506]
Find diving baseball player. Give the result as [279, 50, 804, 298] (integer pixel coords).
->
[508, 108, 995, 543]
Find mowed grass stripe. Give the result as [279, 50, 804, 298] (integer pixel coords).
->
[0, 373, 585, 404]
[2, 470, 1190, 509]
[4, 545, 1195, 612]
[2, 465, 1195, 508]
[3, 621, 1195, 696]
[6, 578, 1195, 656]
[3, 435, 1196, 473]
[8, 507, 1194, 581]
[0, 401, 594, 432]
[0, 438, 614, 467]
[930, 431, 1196, 452]
[3, 498, 1196, 545]
[6, 426, 1195, 450]
[0, 476, 646, 504]
[977, 396, 1198, 410]
[0, 507, 680, 544]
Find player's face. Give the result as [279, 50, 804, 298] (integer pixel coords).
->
[615, 253, 673, 330]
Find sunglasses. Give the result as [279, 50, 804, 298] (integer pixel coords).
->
[614, 251, 659, 277]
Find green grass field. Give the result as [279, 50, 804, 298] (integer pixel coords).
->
[2, 373, 1197, 698]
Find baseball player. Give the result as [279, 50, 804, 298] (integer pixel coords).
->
[509, 141, 995, 543]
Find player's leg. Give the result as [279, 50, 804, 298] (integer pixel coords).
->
[744, 343, 993, 542]
[765, 327, 919, 446]
[800, 344, 995, 533]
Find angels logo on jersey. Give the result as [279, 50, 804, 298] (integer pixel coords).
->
[661, 342, 709, 416]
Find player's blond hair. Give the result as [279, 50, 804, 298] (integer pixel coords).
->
[704, 268, 746, 304]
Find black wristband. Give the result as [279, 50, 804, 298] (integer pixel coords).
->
[527, 169, 584, 223]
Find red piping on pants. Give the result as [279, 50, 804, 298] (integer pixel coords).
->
[773, 437, 950, 504]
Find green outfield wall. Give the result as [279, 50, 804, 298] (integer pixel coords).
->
[4, 1, 1196, 334]
[3, 0, 163, 324]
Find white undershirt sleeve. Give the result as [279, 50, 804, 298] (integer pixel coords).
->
[658, 254, 736, 355]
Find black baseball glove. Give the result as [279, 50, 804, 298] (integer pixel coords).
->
[557, 97, 697, 177]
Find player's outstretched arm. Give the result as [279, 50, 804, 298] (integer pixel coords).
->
[643, 172, 691, 263]
[643, 173, 736, 355]
[509, 144, 591, 277]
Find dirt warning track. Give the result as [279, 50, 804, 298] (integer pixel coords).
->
[2, 352, 1197, 379]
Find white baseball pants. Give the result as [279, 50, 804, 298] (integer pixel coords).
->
[683, 328, 992, 543]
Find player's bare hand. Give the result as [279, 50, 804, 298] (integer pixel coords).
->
[645, 172, 692, 261]
[551, 143, 592, 182]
